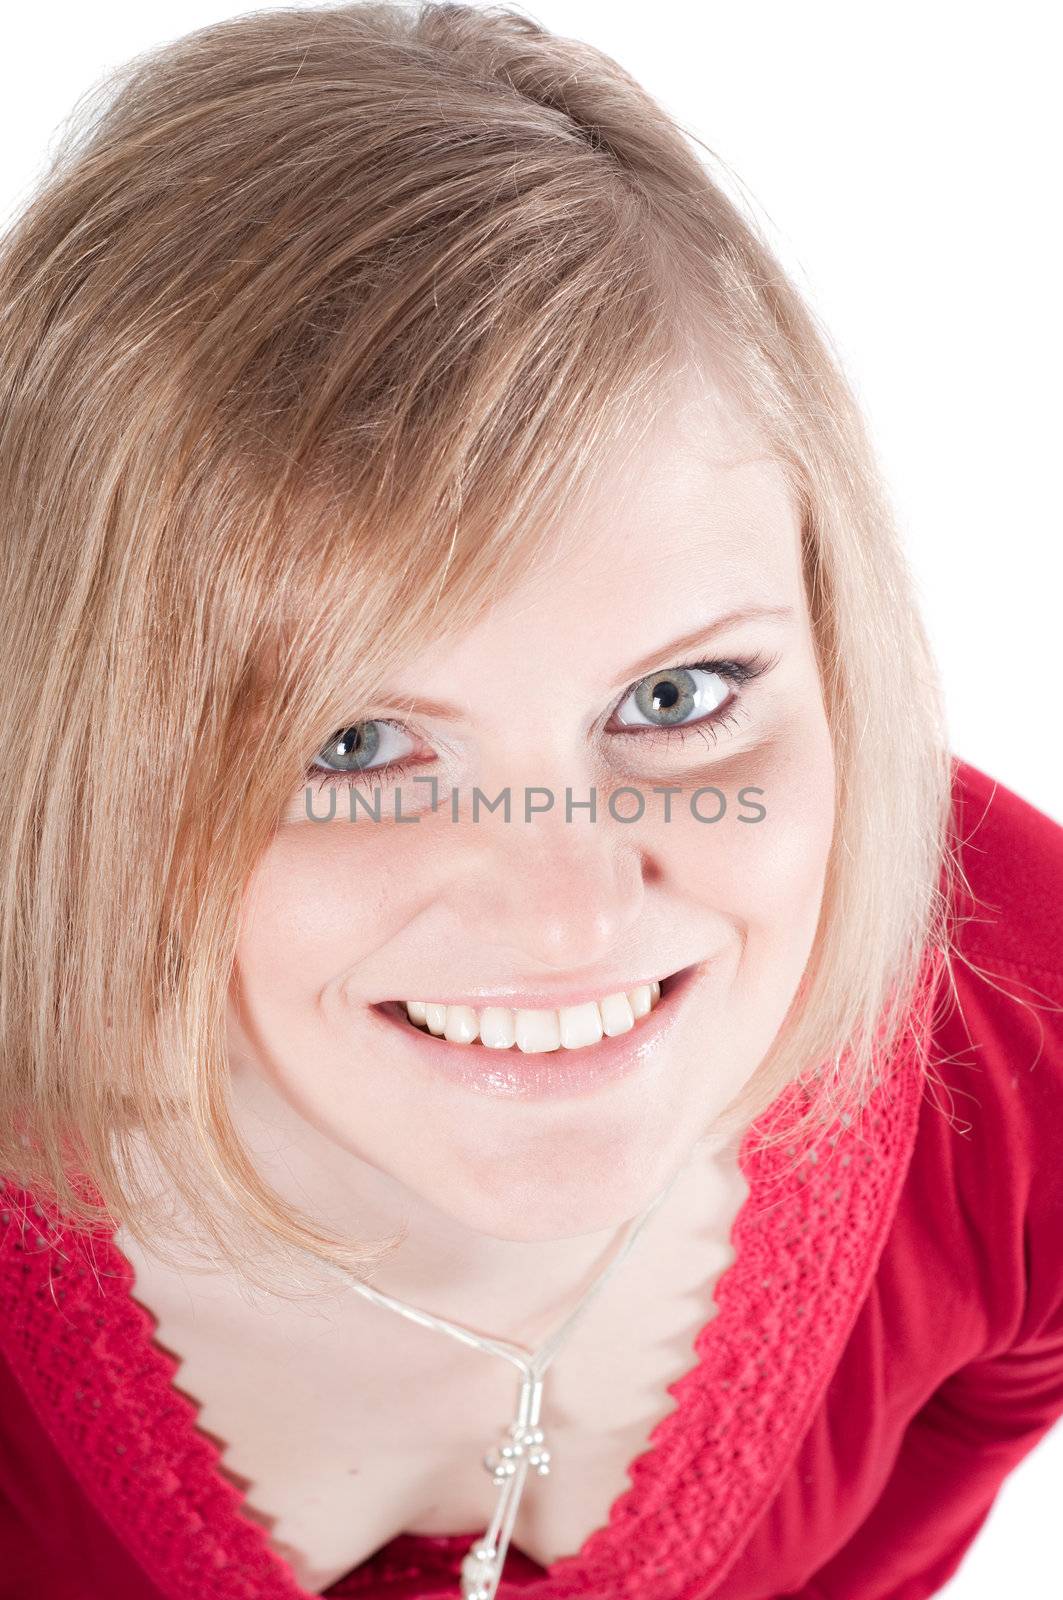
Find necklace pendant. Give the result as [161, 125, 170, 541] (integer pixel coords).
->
[460, 1537, 500, 1600]
[483, 1420, 552, 1485]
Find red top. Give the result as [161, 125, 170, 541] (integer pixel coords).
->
[2, 755, 1062, 1600]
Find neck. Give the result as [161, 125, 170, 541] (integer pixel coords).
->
[222, 1061, 729, 1343]
[115, 1057, 742, 1346]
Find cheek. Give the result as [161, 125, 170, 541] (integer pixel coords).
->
[232, 819, 434, 1015]
[653, 713, 835, 958]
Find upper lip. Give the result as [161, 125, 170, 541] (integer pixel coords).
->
[379, 965, 688, 1012]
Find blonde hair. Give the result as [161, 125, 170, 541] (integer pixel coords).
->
[0, 0, 957, 1296]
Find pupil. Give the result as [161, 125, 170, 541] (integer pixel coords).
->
[652, 679, 680, 711]
[321, 722, 380, 772]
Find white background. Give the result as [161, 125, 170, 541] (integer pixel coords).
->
[2, 3, 1060, 1593]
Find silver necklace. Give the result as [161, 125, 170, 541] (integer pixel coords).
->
[345, 1161, 685, 1600]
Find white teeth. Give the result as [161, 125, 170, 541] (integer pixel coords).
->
[600, 992, 635, 1036]
[400, 980, 666, 1053]
[479, 1007, 517, 1050]
[515, 1009, 561, 1053]
[559, 1001, 604, 1050]
[627, 979, 653, 1017]
[443, 1005, 479, 1044]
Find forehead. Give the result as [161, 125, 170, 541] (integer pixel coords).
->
[546, 378, 801, 612]
[379, 373, 806, 713]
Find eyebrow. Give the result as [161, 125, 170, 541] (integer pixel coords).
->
[374, 603, 795, 722]
[618, 603, 794, 684]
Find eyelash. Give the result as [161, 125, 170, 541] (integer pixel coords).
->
[305, 650, 778, 794]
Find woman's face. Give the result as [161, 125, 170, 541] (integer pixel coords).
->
[227, 371, 836, 1243]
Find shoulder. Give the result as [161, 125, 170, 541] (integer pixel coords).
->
[915, 755, 1063, 1349]
[946, 754, 1063, 979]
[935, 756, 1063, 1178]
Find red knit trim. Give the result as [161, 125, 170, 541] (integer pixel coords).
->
[0, 958, 937, 1600]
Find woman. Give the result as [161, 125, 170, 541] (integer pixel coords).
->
[1, 5, 1060, 1598]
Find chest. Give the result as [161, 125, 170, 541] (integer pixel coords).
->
[113, 1154, 748, 1595]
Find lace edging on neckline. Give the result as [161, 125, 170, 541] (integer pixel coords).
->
[0, 971, 935, 1600]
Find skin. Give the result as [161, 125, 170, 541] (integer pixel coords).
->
[223, 363, 837, 1338]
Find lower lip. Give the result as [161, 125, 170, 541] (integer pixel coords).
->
[366, 962, 706, 1101]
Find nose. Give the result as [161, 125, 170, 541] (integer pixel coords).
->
[449, 805, 649, 974]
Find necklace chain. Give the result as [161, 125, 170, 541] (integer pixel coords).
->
[344, 1162, 686, 1600]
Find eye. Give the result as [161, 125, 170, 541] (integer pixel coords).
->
[303, 650, 776, 798]
[310, 721, 416, 784]
[611, 658, 764, 735]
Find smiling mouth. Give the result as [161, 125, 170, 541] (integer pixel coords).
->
[372, 968, 691, 1054]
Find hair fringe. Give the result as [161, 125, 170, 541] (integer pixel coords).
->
[1, 0, 957, 1300]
